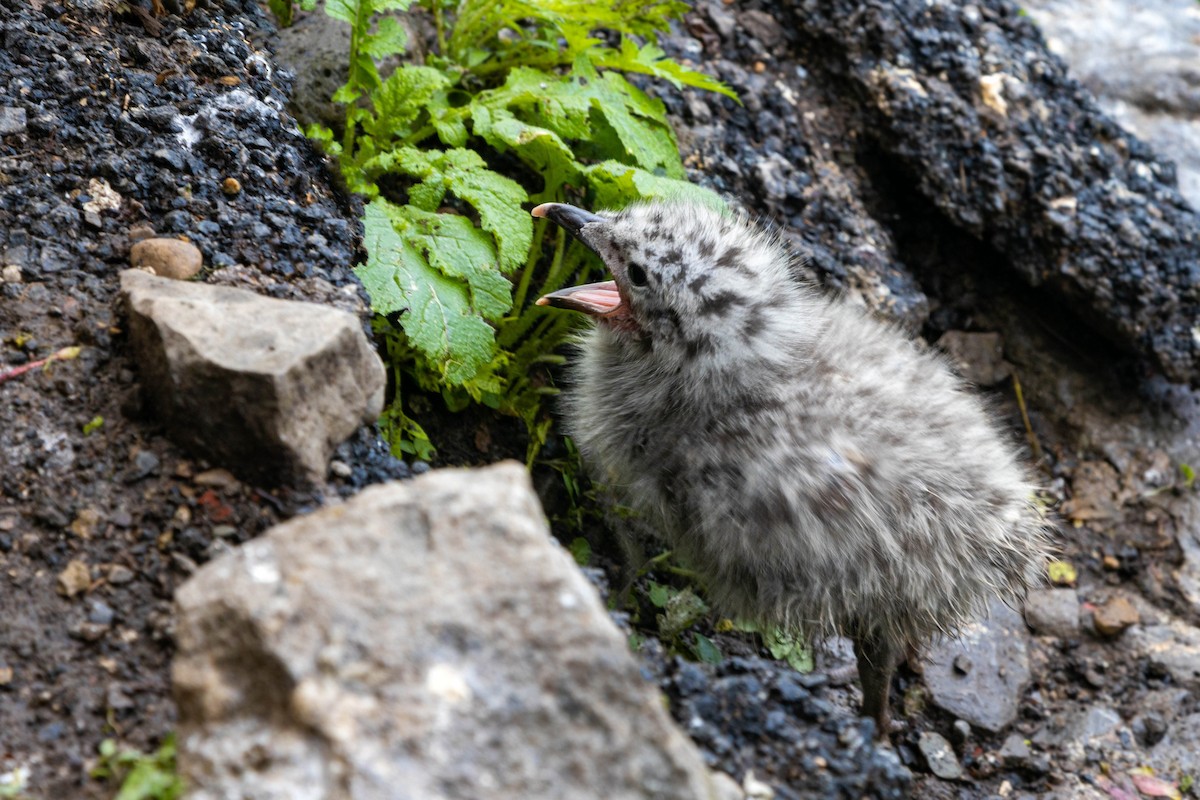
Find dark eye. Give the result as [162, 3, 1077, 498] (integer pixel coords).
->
[627, 263, 648, 287]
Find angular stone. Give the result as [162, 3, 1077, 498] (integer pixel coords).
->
[922, 600, 1031, 733]
[1127, 621, 1200, 684]
[1092, 595, 1139, 637]
[1151, 713, 1200, 779]
[129, 238, 203, 281]
[0, 106, 26, 136]
[121, 269, 384, 485]
[56, 560, 91, 597]
[1024, 589, 1081, 638]
[917, 731, 962, 780]
[936, 331, 1012, 387]
[172, 463, 722, 800]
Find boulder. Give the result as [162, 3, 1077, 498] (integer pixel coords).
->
[121, 269, 384, 485]
[172, 463, 724, 800]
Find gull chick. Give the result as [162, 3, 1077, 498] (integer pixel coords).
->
[534, 201, 1051, 734]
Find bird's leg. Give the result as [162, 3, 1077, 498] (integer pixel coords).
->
[853, 631, 896, 738]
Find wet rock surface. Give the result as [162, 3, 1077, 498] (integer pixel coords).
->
[662, 657, 911, 799]
[667, 0, 1200, 384]
[1022, 0, 1200, 208]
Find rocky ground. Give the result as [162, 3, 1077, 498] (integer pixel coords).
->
[2, 0, 1200, 798]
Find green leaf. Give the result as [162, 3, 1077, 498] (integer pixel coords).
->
[478, 63, 682, 176]
[1047, 559, 1077, 586]
[568, 537, 592, 566]
[647, 580, 673, 609]
[470, 104, 582, 198]
[1181, 463, 1196, 488]
[595, 39, 738, 100]
[358, 199, 504, 385]
[692, 632, 723, 664]
[583, 160, 727, 212]
[657, 587, 708, 639]
[365, 66, 452, 144]
[362, 15, 410, 60]
[762, 627, 814, 673]
[364, 147, 531, 272]
[82, 415, 104, 436]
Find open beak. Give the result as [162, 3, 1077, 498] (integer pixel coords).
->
[536, 280, 622, 315]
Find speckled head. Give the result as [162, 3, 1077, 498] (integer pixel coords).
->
[535, 202, 809, 366]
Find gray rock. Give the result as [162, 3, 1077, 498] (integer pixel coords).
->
[1032, 706, 1120, 751]
[1022, 0, 1200, 207]
[120, 269, 384, 485]
[1024, 588, 1081, 637]
[1150, 713, 1200, 777]
[1073, 706, 1122, 741]
[998, 732, 1031, 762]
[922, 600, 1031, 733]
[0, 106, 26, 136]
[275, 9, 419, 132]
[172, 463, 723, 800]
[917, 731, 962, 780]
[1126, 621, 1200, 684]
[795, 0, 1200, 384]
[936, 331, 1012, 387]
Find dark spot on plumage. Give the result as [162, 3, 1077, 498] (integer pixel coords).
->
[738, 392, 785, 417]
[697, 239, 714, 258]
[685, 333, 717, 360]
[662, 248, 683, 267]
[715, 246, 743, 270]
[811, 474, 855, 517]
[665, 307, 684, 335]
[687, 272, 712, 293]
[741, 312, 767, 342]
[753, 484, 799, 528]
[698, 461, 741, 491]
[651, 211, 664, 226]
[698, 290, 746, 317]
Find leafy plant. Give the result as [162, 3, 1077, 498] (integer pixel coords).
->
[91, 736, 184, 800]
[308, 0, 733, 459]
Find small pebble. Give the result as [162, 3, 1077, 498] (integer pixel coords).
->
[107, 565, 135, 585]
[222, 176, 241, 195]
[87, 599, 115, 626]
[917, 731, 963, 780]
[56, 560, 91, 597]
[130, 237, 203, 280]
[1, 264, 21, 283]
[1093, 596, 1139, 636]
[125, 450, 161, 482]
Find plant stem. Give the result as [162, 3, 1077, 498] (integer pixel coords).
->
[433, 0, 446, 54]
[0, 346, 81, 385]
[511, 217, 549, 313]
